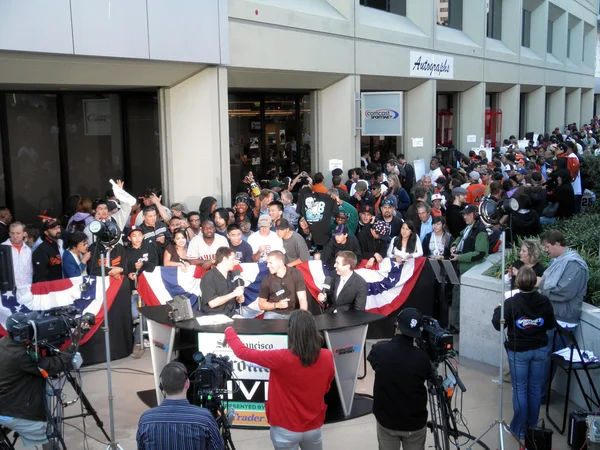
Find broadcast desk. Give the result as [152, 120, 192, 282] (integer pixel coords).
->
[139, 306, 384, 427]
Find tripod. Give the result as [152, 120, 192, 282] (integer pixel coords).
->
[198, 391, 236, 450]
[467, 228, 521, 450]
[45, 369, 112, 449]
[427, 359, 490, 450]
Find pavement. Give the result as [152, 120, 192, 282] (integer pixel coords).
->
[9, 340, 575, 450]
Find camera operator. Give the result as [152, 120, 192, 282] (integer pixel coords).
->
[0, 312, 77, 449]
[136, 362, 223, 450]
[367, 308, 433, 450]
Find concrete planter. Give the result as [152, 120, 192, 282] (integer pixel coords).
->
[460, 254, 600, 409]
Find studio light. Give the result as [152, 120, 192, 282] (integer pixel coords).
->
[89, 220, 121, 247]
[479, 197, 519, 226]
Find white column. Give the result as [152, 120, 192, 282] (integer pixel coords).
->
[547, 88, 566, 131]
[581, 89, 594, 124]
[566, 88, 582, 126]
[161, 67, 230, 211]
[315, 75, 360, 186]
[458, 83, 485, 151]
[403, 80, 436, 162]
[526, 86, 545, 136]
[499, 85, 520, 140]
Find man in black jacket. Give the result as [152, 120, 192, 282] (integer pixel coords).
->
[0, 207, 11, 243]
[320, 224, 362, 270]
[0, 312, 75, 449]
[32, 218, 63, 283]
[368, 308, 432, 450]
[139, 206, 171, 264]
[318, 250, 367, 312]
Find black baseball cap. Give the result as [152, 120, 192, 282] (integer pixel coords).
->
[396, 308, 423, 338]
[273, 218, 290, 231]
[461, 204, 478, 215]
[333, 224, 349, 236]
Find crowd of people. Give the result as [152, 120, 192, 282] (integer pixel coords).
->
[0, 119, 598, 449]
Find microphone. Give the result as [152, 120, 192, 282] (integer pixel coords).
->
[232, 269, 245, 288]
[321, 276, 333, 295]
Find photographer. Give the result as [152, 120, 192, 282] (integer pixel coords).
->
[368, 308, 432, 450]
[136, 362, 222, 450]
[0, 312, 76, 449]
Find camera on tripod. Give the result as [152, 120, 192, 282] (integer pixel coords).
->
[11, 306, 95, 347]
[419, 316, 455, 364]
[193, 351, 234, 392]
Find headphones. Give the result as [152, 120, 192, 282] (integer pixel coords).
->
[159, 362, 188, 396]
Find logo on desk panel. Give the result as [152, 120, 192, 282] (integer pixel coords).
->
[333, 345, 360, 356]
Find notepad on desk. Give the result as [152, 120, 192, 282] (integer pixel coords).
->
[196, 315, 234, 326]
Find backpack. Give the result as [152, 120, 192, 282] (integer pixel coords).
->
[559, 154, 580, 183]
[68, 215, 90, 233]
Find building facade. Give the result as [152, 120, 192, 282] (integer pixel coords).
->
[0, 0, 596, 221]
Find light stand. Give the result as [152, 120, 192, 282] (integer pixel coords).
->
[468, 197, 521, 450]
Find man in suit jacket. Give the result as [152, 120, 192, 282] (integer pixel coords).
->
[318, 250, 367, 313]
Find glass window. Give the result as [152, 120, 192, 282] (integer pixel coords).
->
[486, 0, 502, 40]
[123, 94, 161, 196]
[437, 0, 462, 30]
[360, 0, 406, 16]
[62, 94, 124, 201]
[547, 20, 553, 54]
[299, 95, 312, 174]
[5, 93, 62, 222]
[264, 95, 297, 179]
[522, 9, 531, 48]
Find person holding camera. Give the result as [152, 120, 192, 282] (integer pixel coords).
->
[223, 310, 334, 449]
[368, 308, 432, 450]
[136, 362, 223, 450]
[0, 312, 77, 449]
[491, 266, 555, 439]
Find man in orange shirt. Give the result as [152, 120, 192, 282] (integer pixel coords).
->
[465, 171, 485, 207]
[312, 172, 329, 194]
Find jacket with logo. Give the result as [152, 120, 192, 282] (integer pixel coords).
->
[32, 237, 62, 283]
[492, 291, 556, 352]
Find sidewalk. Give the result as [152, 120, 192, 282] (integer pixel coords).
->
[12, 340, 572, 449]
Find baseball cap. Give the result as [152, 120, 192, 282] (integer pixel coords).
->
[128, 225, 143, 237]
[337, 210, 348, 218]
[517, 168, 527, 175]
[333, 224, 349, 236]
[360, 204, 374, 215]
[370, 181, 381, 190]
[380, 195, 397, 209]
[273, 218, 290, 231]
[435, 176, 447, 184]
[461, 204, 479, 215]
[481, 168, 492, 175]
[451, 187, 467, 196]
[235, 194, 250, 206]
[106, 200, 119, 212]
[469, 171, 480, 181]
[431, 193, 444, 202]
[257, 215, 272, 227]
[372, 220, 391, 237]
[396, 308, 423, 339]
[355, 180, 368, 192]
[42, 218, 61, 231]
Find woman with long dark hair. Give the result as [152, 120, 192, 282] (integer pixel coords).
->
[423, 216, 453, 260]
[492, 266, 555, 439]
[386, 220, 423, 263]
[224, 310, 334, 449]
[62, 231, 90, 277]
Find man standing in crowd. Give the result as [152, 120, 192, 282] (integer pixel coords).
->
[563, 140, 583, 214]
[349, 180, 373, 208]
[140, 206, 171, 263]
[428, 157, 444, 181]
[447, 187, 467, 239]
[405, 187, 428, 225]
[213, 208, 230, 237]
[32, 218, 63, 283]
[378, 197, 402, 237]
[320, 224, 362, 270]
[257, 251, 307, 319]
[449, 204, 489, 334]
[273, 218, 310, 268]
[137, 362, 222, 450]
[1, 222, 32, 299]
[268, 201, 284, 224]
[416, 202, 433, 242]
[397, 154, 415, 193]
[227, 224, 253, 263]
[280, 191, 300, 228]
[200, 247, 245, 317]
[187, 220, 229, 270]
[84, 200, 109, 245]
[187, 211, 202, 238]
[368, 308, 432, 450]
[318, 251, 367, 312]
[248, 215, 284, 263]
[359, 219, 391, 269]
[135, 188, 171, 226]
[465, 171, 485, 206]
[0, 207, 12, 243]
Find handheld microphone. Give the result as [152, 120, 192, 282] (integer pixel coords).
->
[232, 269, 245, 288]
[321, 276, 333, 295]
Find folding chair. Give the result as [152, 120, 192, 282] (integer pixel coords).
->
[545, 326, 600, 434]
[0, 426, 17, 450]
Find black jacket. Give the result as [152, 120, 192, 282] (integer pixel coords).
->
[320, 235, 362, 270]
[547, 183, 574, 219]
[358, 224, 390, 260]
[492, 291, 556, 352]
[139, 221, 171, 262]
[367, 335, 432, 431]
[325, 271, 367, 312]
[0, 222, 8, 244]
[0, 337, 74, 421]
[125, 243, 159, 290]
[511, 210, 542, 238]
[32, 237, 63, 283]
[446, 204, 465, 239]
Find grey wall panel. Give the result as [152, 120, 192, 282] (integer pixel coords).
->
[147, 0, 221, 63]
[0, 0, 73, 54]
[71, 0, 149, 58]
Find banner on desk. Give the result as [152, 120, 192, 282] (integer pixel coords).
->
[198, 332, 288, 428]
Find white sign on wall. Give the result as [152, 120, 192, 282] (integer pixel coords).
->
[361, 92, 403, 136]
[409, 51, 454, 79]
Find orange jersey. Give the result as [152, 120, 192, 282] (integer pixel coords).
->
[466, 183, 485, 206]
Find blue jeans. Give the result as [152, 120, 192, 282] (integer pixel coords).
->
[539, 216, 556, 226]
[270, 426, 322, 450]
[131, 292, 146, 345]
[507, 347, 547, 439]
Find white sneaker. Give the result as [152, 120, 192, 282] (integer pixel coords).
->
[143, 338, 150, 348]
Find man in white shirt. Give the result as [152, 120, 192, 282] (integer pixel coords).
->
[186, 220, 229, 270]
[1, 222, 32, 300]
[247, 215, 284, 263]
[428, 157, 444, 182]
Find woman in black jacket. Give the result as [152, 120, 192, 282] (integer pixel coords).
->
[492, 266, 555, 439]
[422, 216, 453, 260]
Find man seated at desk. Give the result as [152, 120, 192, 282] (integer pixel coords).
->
[200, 247, 245, 317]
[318, 250, 367, 313]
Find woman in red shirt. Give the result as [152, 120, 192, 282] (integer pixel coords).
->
[224, 310, 335, 449]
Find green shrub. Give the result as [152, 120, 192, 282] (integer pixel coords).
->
[580, 155, 600, 196]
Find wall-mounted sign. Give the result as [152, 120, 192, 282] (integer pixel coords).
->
[361, 92, 403, 136]
[409, 51, 454, 79]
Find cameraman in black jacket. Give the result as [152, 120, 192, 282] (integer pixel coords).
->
[368, 308, 432, 450]
[0, 312, 76, 449]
